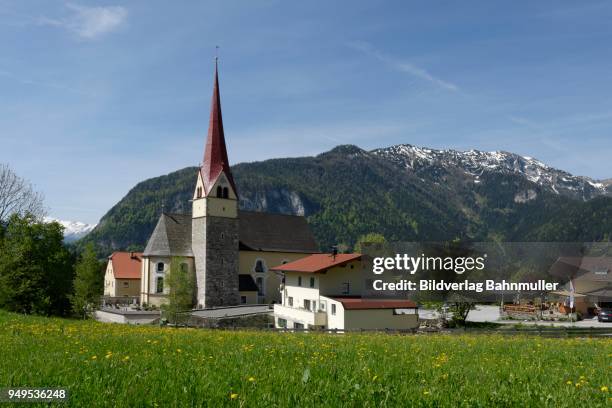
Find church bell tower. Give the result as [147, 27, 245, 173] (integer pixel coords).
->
[192, 60, 239, 308]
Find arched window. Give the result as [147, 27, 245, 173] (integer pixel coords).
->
[216, 186, 223, 197]
[196, 187, 202, 198]
[256, 277, 264, 296]
[222, 187, 229, 199]
[156, 277, 164, 293]
[157, 262, 164, 272]
[254, 259, 265, 273]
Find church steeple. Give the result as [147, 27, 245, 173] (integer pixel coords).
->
[200, 59, 237, 196]
[192, 57, 240, 308]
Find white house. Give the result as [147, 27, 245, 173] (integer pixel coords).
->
[272, 253, 419, 331]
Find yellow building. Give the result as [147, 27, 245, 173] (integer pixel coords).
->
[272, 254, 419, 331]
[104, 252, 142, 298]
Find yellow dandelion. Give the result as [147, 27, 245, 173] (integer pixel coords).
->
[123, 356, 130, 361]
[248, 377, 255, 382]
[230, 393, 238, 400]
[423, 391, 430, 395]
[372, 375, 378, 381]
[601, 386, 609, 393]
[566, 380, 572, 385]
[177, 349, 182, 353]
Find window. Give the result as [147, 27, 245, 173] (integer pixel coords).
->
[309, 277, 315, 288]
[304, 299, 311, 311]
[156, 262, 164, 272]
[277, 318, 287, 328]
[331, 304, 336, 315]
[123, 281, 129, 288]
[180, 263, 188, 273]
[254, 259, 265, 273]
[222, 187, 229, 199]
[256, 277, 264, 296]
[298, 276, 302, 286]
[342, 282, 350, 295]
[240, 296, 247, 304]
[156, 277, 164, 293]
[393, 308, 416, 315]
[288, 297, 293, 307]
[319, 300, 326, 311]
[216, 186, 223, 197]
[196, 187, 202, 198]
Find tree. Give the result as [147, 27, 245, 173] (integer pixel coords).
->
[0, 164, 45, 223]
[449, 301, 474, 326]
[161, 257, 195, 325]
[0, 214, 73, 315]
[354, 233, 386, 253]
[71, 243, 103, 318]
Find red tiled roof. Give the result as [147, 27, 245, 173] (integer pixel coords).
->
[110, 252, 142, 279]
[271, 253, 361, 273]
[332, 297, 417, 310]
[200, 61, 237, 196]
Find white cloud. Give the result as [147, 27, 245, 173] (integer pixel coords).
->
[347, 41, 458, 92]
[39, 3, 127, 39]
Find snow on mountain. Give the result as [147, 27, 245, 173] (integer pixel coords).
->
[44, 217, 97, 242]
[372, 144, 610, 200]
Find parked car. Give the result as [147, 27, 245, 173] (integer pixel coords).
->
[597, 308, 612, 322]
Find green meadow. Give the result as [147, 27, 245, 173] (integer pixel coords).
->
[0, 311, 610, 407]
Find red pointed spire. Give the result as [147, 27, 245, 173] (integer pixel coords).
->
[200, 59, 237, 196]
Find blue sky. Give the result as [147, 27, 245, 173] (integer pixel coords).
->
[1, 1, 611, 224]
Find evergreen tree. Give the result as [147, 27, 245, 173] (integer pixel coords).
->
[0, 214, 74, 316]
[162, 257, 195, 325]
[71, 243, 103, 318]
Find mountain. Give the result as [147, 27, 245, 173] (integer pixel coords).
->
[79, 144, 611, 256]
[374, 145, 611, 200]
[44, 217, 97, 243]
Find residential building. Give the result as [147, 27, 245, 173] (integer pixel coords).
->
[272, 253, 419, 330]
[550, 256, 612, 314]
[104, 252, 142, 297]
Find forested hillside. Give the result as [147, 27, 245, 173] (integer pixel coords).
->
[80, 145, 611, 256]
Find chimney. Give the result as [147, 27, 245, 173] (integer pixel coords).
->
[331, 246, 338, 261]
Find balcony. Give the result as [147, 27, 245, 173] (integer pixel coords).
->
[274, 304, 327, 327]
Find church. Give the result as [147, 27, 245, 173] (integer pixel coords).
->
[139, 62, 319, 309]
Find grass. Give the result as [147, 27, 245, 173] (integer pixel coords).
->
[0, 311, 610, 407]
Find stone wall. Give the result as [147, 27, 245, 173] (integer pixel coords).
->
[193, 215, 239, 308]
